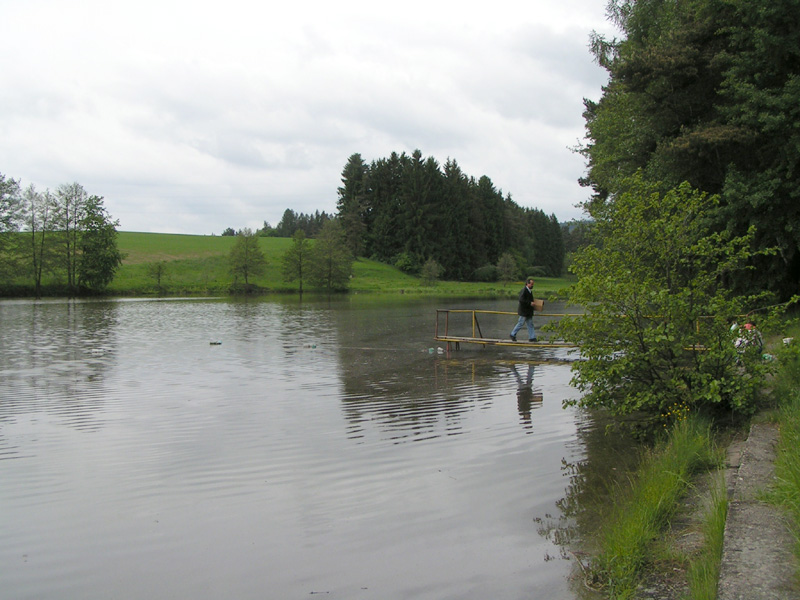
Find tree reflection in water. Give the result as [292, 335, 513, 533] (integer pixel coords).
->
[534, 410, 643, 594]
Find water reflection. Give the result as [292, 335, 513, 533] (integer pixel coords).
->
[511, 363, 544, 432]
[0, 299, 120, 437]
[0, 296, 636, 600]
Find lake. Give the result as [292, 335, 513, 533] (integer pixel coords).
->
[0, 296, 626, 599]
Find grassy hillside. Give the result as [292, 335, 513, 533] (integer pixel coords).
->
[106, 232, 572, 297]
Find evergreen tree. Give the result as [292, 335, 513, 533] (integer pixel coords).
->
[274, 209, 299, 237]
[365, 153, 405, 261]
[337, 153, 368, 257]
[582, 0, 800, 297]
[333, 150, 564, 281]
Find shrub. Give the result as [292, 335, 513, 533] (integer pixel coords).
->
[473, 264, 498, 282]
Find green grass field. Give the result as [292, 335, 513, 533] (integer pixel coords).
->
[74, 231, 572, 297]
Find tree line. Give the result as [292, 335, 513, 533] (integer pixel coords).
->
[226, 221, 353, 294]
[335, 150, 564, 280]
[581, 0, 800, 300]
[0, 173, 123, 296]
[243, 150, 566, 283]
[222, 209, 333, 239]
[559, 0, 800, 422]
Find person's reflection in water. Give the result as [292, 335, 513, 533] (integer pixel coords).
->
[511, 363, 544, 432]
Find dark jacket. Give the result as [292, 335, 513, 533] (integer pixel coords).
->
[517, 285, 534, 318]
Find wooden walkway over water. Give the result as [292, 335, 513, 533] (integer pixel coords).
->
[434, 309, 579, 351]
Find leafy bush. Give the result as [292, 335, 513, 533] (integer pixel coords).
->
[472, 264, 498, 282]
[392, 252, 419, 274]
[525, 265, 548, 278]
[420, 258, 444, 285]
[558, 174, 777, 420]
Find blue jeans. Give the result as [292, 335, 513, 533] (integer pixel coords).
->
[511, 316, 536, 340]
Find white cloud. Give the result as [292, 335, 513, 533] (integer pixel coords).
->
[0, 0, 616, 233]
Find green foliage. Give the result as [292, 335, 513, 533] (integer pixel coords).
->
[593, 417, 719, 598]
[420, 258, 444, 286]
[54, 182, 90, 292]
[558, 173, 775, 420]
[337, 152, 368, 257]
[0, 176, 124, 295]
[78, 195, 124, 291]
[525, 266, 548, 278]
[392, 252, 419, 274]
[473, 264, 499, 282]
[583, 0, 800, 298]
[496, 252, 518, 283]
[308, 220, 353, 293]
[273, 208, 331, 238]
[63, 231, 571, 297]
[0, 172, 22, 236]
[281, 229, 311, 293]
[770, 339, 800, 575]
[147, 261, 169, 293]
[687, 471, 729, 600]
[334, 150, 565, 279]
[228, 228, 267, 287]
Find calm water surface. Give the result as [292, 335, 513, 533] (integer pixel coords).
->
[0, 296, 618, 600]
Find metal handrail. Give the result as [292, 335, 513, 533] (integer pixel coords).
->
[435, 308, 579, 340]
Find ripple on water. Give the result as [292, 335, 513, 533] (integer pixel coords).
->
[0, 298, 606, 600]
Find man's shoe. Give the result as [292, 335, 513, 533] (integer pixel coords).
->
[529, 338, 538, 342]
[510, 335, 517, 342]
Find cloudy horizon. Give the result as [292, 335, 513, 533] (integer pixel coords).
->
[2, 0, 618, 235]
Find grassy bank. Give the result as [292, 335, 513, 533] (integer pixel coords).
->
[105, 232, 572, 297]
[589, 417, 722, 599]
[770, 327, 800, 569]
[588, 323, 800, 599]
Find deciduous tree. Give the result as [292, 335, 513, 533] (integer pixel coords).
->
[78, 195, 123, 291]
[281, 229, 311, 294]
[21, 185, 55, 296]
[420, 258, 443, 286]
[558, 173, 774, 423]
[0, 173, 22, 278]
[147, 261, 169, 293]
[54, 182, 88, 292]
[229, 228, 267, 287]
[497, 252, 518, 283]
[309, 220, 353, 293]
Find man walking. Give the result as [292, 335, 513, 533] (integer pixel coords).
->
[510, 278, 537, 342]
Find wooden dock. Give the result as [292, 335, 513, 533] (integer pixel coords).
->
[434, 309, 579, 351]
[434, 335, 576, 351]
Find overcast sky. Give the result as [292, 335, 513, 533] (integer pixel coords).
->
[1, 0, 617, 235]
